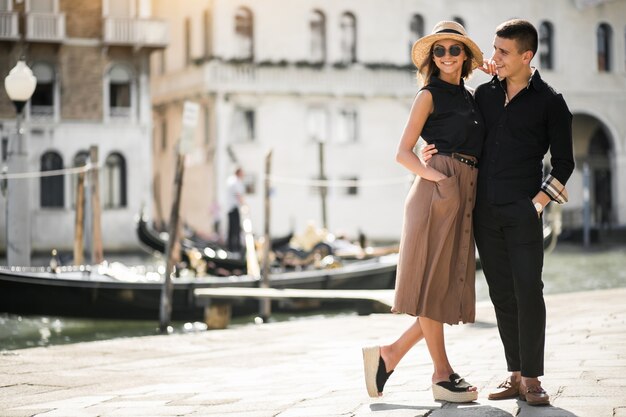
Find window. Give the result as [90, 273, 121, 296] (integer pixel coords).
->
[336, 108, 358, 144]
[204, 9, 212, 58]
[452, 16, 465, 28]
[103, 152, 127, 208]
[538, 21, 554, 70]
[409, 14, 424, 56]
[340, 12, 356, 64]
[40, 151, 64, 208]
[235, 7, 253, 60]
[161, 119, 167, 151]
[184, 17, 192, 65]
[203, 104, 210, 146]
[597, 23, 612, 72]
[31, 62, 55, 118]
[342, 176, 359, 196]
[232, 107, 255, 142]
[310, 10, 326, 63]
[108, 64, 132, 119]
[307, 107, 329, 142]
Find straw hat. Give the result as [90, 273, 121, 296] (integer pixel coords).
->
[411, 21, 483, 70]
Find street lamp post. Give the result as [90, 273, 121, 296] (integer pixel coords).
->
[4, 61, 37, 267]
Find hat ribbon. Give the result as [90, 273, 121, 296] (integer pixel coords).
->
[435, 28, 463, 36]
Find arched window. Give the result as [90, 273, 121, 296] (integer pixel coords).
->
[103, 152, 127, 208]
[597, 23, 612, 72]
[234, 7, 253, 60]
[409, 14, 424, 56]
[538, 21, 554, 70]
[310, 10, 326, 63]
[31, 62, 55, 118]
[40, 151, 64, 208]
[340, 12, 357, 64]
[452, 16, 465, 28]
[108, 64, 133, 119]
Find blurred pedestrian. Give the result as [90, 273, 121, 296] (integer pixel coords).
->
[362, 21, 483, 403]
[226, 167, 245, 252]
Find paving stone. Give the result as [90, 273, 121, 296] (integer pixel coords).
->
[0, 288, 624, 417]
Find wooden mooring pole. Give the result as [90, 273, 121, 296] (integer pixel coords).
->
[89, 146, 104, 264]
[259, 150, 273, 321]
[159, 101, 199, 332]
[73, 170, 85, 265]
[159, 152, 185, 333]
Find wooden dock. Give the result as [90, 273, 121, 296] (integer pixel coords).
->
[194, 287, 395, 328]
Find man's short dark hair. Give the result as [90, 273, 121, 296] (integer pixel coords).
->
[496, 19, 538, 57]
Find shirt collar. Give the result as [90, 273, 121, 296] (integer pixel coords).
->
[492, 67, 543, 91]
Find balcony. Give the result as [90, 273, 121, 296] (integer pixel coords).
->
[152, 61, 417, 104]
[103, 17, 168, 49]
[25, 13, 66, 43]
[0, 11, 19, 40]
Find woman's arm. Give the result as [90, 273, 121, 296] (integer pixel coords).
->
[396, 90, 448, 182]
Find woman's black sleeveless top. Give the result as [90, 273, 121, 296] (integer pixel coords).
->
[420, 76, 484, 159]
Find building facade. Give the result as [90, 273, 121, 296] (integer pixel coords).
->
[152, 0, 626, 242]
[0, 0, 167, 255]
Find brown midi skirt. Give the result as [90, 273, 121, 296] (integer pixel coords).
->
[391, 154, 478, 325]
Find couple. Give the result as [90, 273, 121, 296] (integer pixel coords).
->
[362, 19, 574, 405]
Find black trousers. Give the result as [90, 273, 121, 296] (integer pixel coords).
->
[474, 197, 545, 377]
[227, 208, 242, 253]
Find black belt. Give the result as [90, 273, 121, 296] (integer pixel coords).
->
[437, 152, 478, 168]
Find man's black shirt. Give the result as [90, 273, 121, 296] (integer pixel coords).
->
[475, 70, 575, 205]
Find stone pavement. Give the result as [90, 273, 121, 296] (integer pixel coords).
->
[1, 288, 625, 417]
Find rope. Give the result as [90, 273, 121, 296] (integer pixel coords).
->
[267, 174, 413, 187]
[0, 163, 96, 180]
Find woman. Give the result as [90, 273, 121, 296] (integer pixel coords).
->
[362, 21, 485, 403]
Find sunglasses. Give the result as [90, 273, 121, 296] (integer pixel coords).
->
[433, 45, 463, 58]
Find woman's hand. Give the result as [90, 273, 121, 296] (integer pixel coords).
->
[478, 59, 497, 76]
[421, 143, 438, 163]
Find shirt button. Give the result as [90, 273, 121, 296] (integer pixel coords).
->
[470, 182, 473, 186]
[466, 213, 470, 218]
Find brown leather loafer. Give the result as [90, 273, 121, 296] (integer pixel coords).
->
[488, 377, 520, 400]
[519, 380, 550, 406]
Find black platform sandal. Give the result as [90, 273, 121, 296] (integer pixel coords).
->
[362, 346, 394, 397]
[432, 373, 478, 403]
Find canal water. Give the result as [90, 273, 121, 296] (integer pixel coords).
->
[1, 243, 625, 351]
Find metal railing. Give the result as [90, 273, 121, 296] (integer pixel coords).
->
[26, 12, 66, 42]
[0, 11, 18, 39]
[103, 17, 168, 48]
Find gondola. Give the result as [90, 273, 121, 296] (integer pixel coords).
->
[0, 255, 397, 321]
[136, 213, 293, 275]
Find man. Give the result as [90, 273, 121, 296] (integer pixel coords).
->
[226, 167, 245, 252]
[424, 19, 574, 405]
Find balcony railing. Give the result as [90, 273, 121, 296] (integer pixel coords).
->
[152, 61, 417, 104]
[109, 106, 131, 119]
[26, 13, 66, 42]
[0, 11, 19, 40]
[103, 17, 168, 49]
